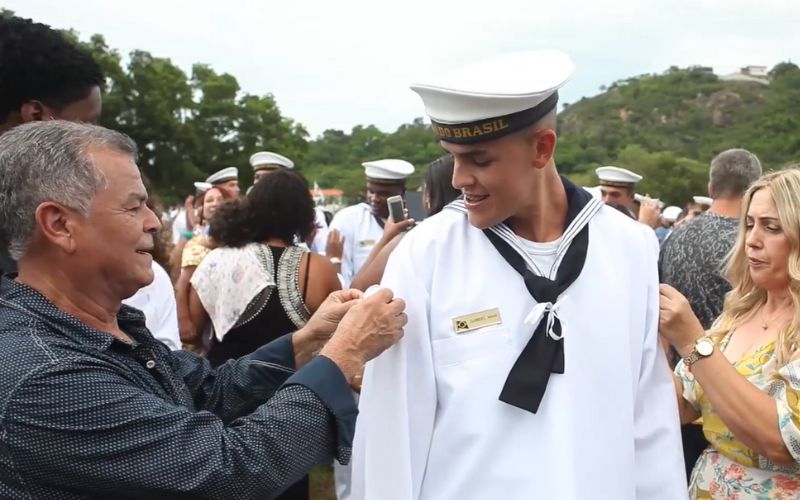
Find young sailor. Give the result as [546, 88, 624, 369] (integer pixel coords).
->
[328, 159, 414, 286]
[351, 50, 685, 500]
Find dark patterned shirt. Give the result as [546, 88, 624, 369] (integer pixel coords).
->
[659, 212, 739, 329]
[0, 276, 356, 499]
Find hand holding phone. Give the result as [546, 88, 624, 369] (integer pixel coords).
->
[387, 195, 406, 223]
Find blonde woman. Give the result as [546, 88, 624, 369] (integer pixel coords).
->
[660, 169, 800, 498]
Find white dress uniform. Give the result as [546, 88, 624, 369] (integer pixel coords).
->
[351, 50, 686, 500]
[328, 159, 414, 287]
[122, 262, 181, 350]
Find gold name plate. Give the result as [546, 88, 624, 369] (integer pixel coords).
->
[452, 308, 502, 334]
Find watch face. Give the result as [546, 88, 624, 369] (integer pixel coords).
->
[697, 339, 714, 356]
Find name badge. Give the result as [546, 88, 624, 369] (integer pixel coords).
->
[452, 308, 502, 334]
[358, 239, 376, 248]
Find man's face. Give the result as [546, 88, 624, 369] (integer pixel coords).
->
[217, 179, 240, 197]
[47, 86, 103, 124]
[366, 181, 404, 219]
[72, 147, 161, 300]
[600, 186, 634, 207]
[442, 132, 540, 230]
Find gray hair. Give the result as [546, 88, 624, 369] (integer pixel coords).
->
[0, 121, 138, 260]
[709, 148, 763, 199]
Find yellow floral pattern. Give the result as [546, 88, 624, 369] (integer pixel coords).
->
[676, 334, 800, 499]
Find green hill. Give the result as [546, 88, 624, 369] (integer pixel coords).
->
[556, 63, 800, 204]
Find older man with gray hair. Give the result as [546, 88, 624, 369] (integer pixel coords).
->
[0, 121, 406, 499]
[658, 147, 762, 478]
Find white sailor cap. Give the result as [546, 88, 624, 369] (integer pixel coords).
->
[596, 166, 642, 188]
[194, 181, 212, 194]
[693, 196, 713, 207]
[249, 151, 294, 171]
[662, 206, 682, 222]
[410, 50, 574, 144]
[206, 166, 238, 185]
[362, 159, 414, 183]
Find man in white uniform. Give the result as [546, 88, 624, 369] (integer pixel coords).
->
[328, 159, 414, 286]
[596, 165, 642, 215]
[352, 50, 686, 500]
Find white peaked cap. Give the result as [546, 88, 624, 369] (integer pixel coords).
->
[693, 196, 713, 207]
[206, 166, 238, 185]
[362, 159, 415, 182]
[249, 151, 294, 170]
[663, 206, 682, 222]
[410, 50, 574, 144]
[194, 182, 212, 193]
[596, 166, 643, 186]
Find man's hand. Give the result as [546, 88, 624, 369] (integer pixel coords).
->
[320, 288, 407, 384]
[638, 196, 662, 229]
[292, 289, 363, 367]
[326, 229, 344, 261]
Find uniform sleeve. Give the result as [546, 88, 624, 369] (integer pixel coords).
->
[148, 264, 182, 351]
[766, 360, 800, 466]
[351, 234, 437, 500]
[330, 210, 356, 287]
[633, 235, 688, 499]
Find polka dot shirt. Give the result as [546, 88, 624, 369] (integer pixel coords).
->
[0, 276, 357, 499]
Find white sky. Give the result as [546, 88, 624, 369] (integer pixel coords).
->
[6, 0, 799, 138]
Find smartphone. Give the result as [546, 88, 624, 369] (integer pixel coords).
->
[387, 195, 406, 222]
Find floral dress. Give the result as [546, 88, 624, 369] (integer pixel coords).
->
[675, 334, 800, 499]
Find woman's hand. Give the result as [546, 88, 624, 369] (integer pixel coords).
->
[658, 284, 706, 357]
[382, 211, 414, 242]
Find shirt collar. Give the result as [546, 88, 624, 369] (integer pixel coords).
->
[0, 275, 148, 351]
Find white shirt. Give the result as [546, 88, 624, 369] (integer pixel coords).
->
[310, 207, 331, 255]
[351, 205, 686, 500]
[329, 203, 384, 287]
[171, 208, 188, 245]
[123, 262, 181, 351]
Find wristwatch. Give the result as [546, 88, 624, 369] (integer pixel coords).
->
[329, 257, 342, 265]
[683, 336, 715, 367]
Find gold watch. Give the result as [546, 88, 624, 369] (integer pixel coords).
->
[683, 336, 714, 367]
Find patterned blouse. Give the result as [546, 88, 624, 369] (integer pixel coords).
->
[675, 334, 800, 499]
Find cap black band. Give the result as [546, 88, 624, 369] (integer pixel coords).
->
[430, 92, 559, 144]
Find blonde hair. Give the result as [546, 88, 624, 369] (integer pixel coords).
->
[709, 168, 800, 367]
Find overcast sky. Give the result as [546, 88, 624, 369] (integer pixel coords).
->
[6, 0, 799, 137]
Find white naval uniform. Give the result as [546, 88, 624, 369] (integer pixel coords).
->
[310, 207, 331, 255]
[328, 203, 384, 287]
[351, 204, 686, 500]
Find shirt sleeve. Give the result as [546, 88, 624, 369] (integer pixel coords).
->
[766, 359, 800, 466]
[674, 358, 702, 411]
[351, 232, 437, 500]
[170, 334, 298, 421]
[5, 352, 356, 499]
[330, 209, 356, 287]
[632, 233, 688, 499]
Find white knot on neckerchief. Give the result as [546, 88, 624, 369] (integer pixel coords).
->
[523, 296, 568, 341]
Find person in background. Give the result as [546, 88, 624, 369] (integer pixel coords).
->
[206, 166, 241, 198]
[0, 14, 104, 275]
[350, 154, 460, 291]
[175, 184, 235, 350]
[595, 165, 642, 216]
[249, 151, 331, 253]
[327, 160, 415, 286]
[188, 169, 340, 499]
[661, 168, 800, 499]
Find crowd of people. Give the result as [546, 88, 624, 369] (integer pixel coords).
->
[1, 13, 799, 500]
